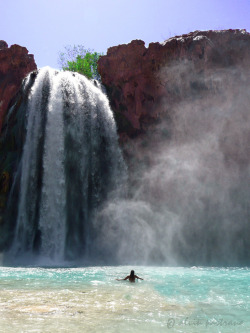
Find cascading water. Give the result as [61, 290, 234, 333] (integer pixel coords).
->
[6, 67, 126, 265]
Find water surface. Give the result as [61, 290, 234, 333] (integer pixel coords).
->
[0, 266, 249, 332]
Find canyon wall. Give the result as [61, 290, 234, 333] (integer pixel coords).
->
[98, 29, 250, 180]
[98, 29, 250, 136]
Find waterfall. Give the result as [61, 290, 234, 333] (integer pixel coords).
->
[6, 67, 126, 265]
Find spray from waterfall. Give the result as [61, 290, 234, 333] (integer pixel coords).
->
[92, 63, 250, 266]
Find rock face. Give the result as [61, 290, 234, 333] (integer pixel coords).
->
[0, 41, 37, 133]
[98, 29, 250, 137]
[98, 28, 250, 220]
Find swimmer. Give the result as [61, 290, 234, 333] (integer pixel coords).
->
[116, 270, 143, 282]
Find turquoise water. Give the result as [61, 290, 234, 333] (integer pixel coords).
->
[0, 266, 249, 332]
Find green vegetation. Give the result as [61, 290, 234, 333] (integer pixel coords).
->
[58, 45, 102, 80]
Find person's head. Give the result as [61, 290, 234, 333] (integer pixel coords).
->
[130, 270, 135, 277]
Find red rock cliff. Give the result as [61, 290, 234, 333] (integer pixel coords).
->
[98, 29, 250, 137]
[0, 41, 37, 133]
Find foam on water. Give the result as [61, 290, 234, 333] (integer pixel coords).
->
[0, 266, 249, 332]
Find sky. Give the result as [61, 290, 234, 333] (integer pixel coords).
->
[1, 0, 250, 69]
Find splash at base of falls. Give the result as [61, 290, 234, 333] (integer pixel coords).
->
[4, 67, 126, 265]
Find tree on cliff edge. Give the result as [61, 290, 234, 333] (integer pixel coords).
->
[58, 45, 102, 81]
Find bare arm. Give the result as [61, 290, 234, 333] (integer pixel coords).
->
[135, 275, 143, 280]
[116, 276, 129, 281]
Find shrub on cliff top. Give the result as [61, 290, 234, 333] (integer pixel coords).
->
[58, 45, 102, 80]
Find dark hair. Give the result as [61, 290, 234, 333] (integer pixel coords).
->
[130, 270, 135, 277]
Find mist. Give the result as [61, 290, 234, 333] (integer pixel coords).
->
[92, 62, 250, 266]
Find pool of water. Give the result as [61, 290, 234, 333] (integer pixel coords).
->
[0, 266, 249, 332]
